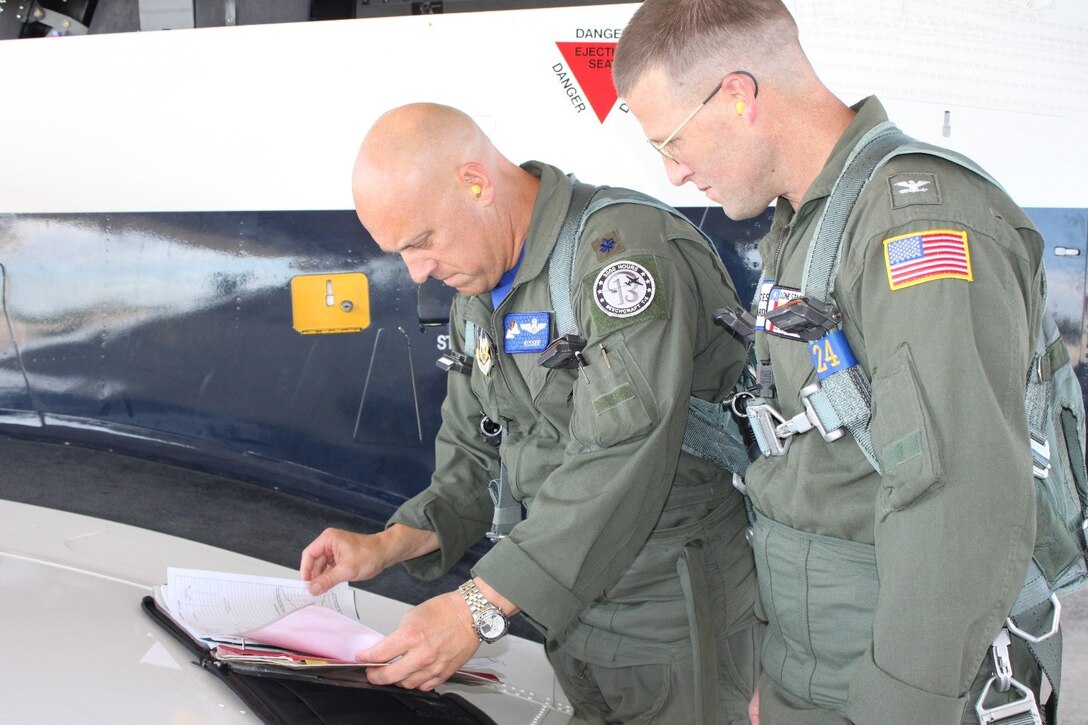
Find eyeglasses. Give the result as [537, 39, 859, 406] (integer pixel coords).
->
[648, 70, 759, 163]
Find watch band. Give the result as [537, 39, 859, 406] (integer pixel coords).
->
[458, 579, 495, 617]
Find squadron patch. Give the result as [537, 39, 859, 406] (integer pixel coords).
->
[884, 229, 972, 291]
[594, 260, 656, 318]
[583, 255, 669, 335]
[474, 325, 494, 376]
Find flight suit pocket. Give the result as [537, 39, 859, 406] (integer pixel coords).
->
[871, 343, 943, 518]
[570, 336, 656, 450]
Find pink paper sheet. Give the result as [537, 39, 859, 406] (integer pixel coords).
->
[242, 604, 385, 663]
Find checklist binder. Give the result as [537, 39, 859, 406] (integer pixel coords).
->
[141, 595, 497, 725]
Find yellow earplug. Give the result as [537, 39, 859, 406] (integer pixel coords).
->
[470, 184, 482, 196]
[735, 101, 746, 115]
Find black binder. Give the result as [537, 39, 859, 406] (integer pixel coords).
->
[141, 596, 497, 725]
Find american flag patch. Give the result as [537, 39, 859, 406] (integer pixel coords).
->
[883, 229, 972, 291]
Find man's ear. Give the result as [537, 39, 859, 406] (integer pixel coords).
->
[460, 162, 492, 203]
[725, 71, 759, 122]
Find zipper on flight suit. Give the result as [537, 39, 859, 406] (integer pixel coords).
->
[488, 292, 525, 501]
[768, 219, 793, 284]
[755, 218, 795, 399]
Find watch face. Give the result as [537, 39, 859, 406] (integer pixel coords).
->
[476, 609, 508, 642]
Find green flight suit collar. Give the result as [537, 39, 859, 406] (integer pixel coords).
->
[800, 96, 889, 209]
[762, 96, 890, 256]
[511, 161, 576, 293]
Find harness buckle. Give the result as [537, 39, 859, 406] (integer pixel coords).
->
[1029, 431, 1051, 479]
[478, 415, 502, 448]
[1006, 593, 1061, 644]
[747, 402, 791, 456]
[989, 628, 1014, 693]
[728, 390, 755, 418]
[975, 676, 1042, 725]
[772, 384, 846, 444]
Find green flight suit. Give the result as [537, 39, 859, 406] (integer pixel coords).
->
[389, 162, 762, 723]
[746, 97, 1044, 724]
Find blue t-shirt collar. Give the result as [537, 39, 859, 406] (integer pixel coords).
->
[489, 245, 525, 309]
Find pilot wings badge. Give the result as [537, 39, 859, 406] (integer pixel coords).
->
[522, 317, 547, 335]
[503, 312, 551, 354]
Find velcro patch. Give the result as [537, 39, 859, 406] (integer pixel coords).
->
[884, 429, 923, 469]
[592, 382, 637, 414]
[503, 312, 551, 353]
[884, 229, 972, 290]
[583, 255, 669, 335]
[594, 231, 625, 262]
[887, 172, 940, 209]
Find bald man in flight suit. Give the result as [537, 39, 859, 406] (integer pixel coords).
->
[300, 103, 763, 723]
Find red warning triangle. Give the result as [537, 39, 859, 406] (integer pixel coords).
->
[556, 42, 618, 123]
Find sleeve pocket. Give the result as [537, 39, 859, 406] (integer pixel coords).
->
[569, 336, 657, 450]
[871, 343, 943, 518]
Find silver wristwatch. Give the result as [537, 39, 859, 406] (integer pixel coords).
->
[458, 580, 509, 643]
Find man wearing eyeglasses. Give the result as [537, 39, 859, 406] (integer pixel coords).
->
[300, 102, 763, 723]
[616, 1, 1045, 724]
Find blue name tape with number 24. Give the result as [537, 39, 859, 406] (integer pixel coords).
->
[808, 329, 858, 380]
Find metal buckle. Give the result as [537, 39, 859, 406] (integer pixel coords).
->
[748, 402, 791, 456]
[773, 384, 845, 444]
[729, 390, 755, 418]
[1029, 431, 1051, 479]
[975, 676, 1042, 725]
[1006, 594, 1061, 644]
[990, 628, 1014, 692]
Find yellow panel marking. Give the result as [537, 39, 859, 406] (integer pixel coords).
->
[291, 272, 370, 334]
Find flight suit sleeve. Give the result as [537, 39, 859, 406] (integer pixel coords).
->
[473, 208, 747, 636]
[387, 298, 498, 579]
[842, 169, 1043, 723]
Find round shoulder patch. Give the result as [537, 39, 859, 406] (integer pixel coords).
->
[593, 260, 656, 318]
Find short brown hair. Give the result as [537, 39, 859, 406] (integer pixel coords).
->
[613, 0, 798, 100]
